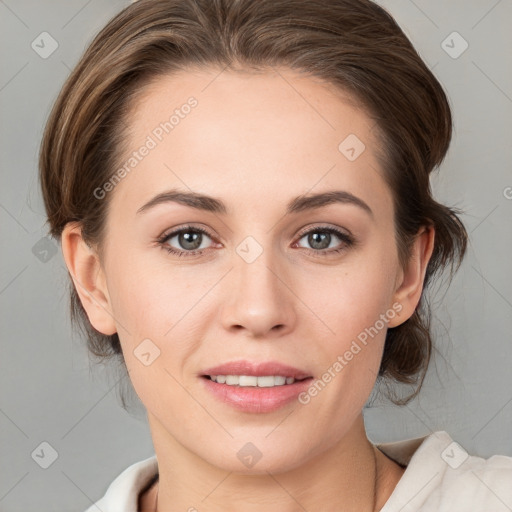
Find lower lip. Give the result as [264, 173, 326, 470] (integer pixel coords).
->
[201, 376, 314, 413]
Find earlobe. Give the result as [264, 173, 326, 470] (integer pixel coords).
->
[388, 225, 435, 328]
[61, 223, 117, 335]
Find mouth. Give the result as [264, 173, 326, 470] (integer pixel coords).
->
[202, 374, 309, 387]
[200, 360, 314, 413]
[201, 359, 312, 382]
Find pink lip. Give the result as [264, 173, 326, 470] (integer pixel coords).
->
[201, 360, 312, 380]
[200, 360, 314, 413]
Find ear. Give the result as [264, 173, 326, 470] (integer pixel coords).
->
[61, 223, 117, 335]
[388, 225, 435, 328]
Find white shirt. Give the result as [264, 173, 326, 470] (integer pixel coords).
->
[84, 430, 512, 511]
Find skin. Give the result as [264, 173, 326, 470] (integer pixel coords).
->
[62, 66, 434, 511]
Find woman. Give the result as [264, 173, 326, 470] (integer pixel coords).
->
[39, 0, 512, 510]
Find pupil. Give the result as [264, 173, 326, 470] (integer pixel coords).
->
[309, 232, 330, 250]
[180, 231, 202, 250]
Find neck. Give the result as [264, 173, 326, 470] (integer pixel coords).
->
[141, 413, 404, 512]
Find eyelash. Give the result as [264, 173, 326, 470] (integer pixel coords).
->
[156, 224, 355, 258]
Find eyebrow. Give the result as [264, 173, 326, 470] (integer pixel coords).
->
[136, 189, 373, 218]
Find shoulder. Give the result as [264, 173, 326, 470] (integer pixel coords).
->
[377, 431, 512, 512]
[83, 455, 158, 512]
[433, 446, 512, 510]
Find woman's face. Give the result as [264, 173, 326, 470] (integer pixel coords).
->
[97, 67, 407, 472]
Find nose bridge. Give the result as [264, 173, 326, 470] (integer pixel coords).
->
[237, 239, 280, 295]
[221, 234, 295, 336]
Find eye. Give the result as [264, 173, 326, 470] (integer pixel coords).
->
[156, 224, 355, 258]
[295, 226, 354, 256]
[157, 225, 215, 257]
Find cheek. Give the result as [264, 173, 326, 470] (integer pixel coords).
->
[106, 243, 195, 330]
[305, 249, 396, 343]
[105, 262, 198, 411]
[296, 242, 397, 410]
[105, 255, 211, 363]
[108, 270, 171, 336]
[106, 229, 397, 350]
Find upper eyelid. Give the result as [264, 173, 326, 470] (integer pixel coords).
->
[159, 224, 212, 240]
[160, 223, 350, 237]
[296, 224, 352, 238]
[159, 224, 353, 247]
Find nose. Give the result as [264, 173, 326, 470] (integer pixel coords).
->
[220, 247, 296, 338]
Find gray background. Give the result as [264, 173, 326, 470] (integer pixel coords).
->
[1, 0, 511, 510]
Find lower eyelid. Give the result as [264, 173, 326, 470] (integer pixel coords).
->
[158, 226, 354, 255]
[297, 228, 353, 246]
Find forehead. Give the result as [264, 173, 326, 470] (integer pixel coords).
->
[110, 66, 392, 218]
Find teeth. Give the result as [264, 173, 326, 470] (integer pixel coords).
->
[208, 375, 296, 387]
[239, 375, 258, 386]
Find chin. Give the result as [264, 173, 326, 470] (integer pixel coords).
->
[198, 435, 319, 475]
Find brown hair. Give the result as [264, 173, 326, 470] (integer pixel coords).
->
[39, 0, 468, 405]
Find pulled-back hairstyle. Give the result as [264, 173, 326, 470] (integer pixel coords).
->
[39, 0, 468, 405]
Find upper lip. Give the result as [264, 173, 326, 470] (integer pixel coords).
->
[201, 360, 312, 380]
